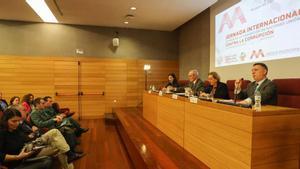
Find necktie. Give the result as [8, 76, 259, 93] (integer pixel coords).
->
[255, 83, 259, 92]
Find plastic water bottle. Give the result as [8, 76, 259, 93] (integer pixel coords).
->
[254, 90, 261, 112]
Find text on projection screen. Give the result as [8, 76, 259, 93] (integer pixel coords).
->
[215, 0, 300, 67]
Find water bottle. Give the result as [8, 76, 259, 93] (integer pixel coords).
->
[254, 90, 261, 112]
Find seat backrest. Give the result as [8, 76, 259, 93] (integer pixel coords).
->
[0, 111, 3, 119]
[272, 78, 300, 108]
[226, 80, 251, 99]
[204, 80, 209, 88]
[178, 80, 189, 87]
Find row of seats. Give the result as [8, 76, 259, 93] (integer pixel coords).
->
[179, 78, 300, 108]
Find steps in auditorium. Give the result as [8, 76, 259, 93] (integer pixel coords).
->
[114, 107, 209, 169]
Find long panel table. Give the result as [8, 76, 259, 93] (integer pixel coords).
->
[143, 92, 300, 169]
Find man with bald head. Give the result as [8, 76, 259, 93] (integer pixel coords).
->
[235, 63, 277, 105]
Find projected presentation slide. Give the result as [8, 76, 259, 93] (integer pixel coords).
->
[215, 0, 300, 67]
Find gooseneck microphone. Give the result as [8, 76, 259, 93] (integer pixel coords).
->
[234, 78, 243, 103]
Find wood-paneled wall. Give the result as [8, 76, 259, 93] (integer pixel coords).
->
[0, 55, 178, 119]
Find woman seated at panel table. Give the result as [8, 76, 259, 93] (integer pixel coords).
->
[162, 73, 180, 92]
[200, 72, 229, 99]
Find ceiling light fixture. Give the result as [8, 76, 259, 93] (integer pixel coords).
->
[26, 0, 58, 23]
[130, 7, 137, 10]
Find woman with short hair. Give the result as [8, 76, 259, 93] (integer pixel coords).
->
[200, 72, 229, 99]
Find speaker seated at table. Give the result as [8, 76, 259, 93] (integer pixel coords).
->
[227, 79, 251, 99]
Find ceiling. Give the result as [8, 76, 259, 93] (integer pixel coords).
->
[0, 0, 217, 31]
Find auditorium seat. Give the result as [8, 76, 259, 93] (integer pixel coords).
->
[273, 78, 300, 108]
[178, 80, 189, 87]
[226, 79, 251, 99]
[204, 80, 209, 87]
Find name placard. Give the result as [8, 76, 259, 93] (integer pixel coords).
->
[171, 94, 178, 100]
[158, 91, 163, 96]
[189, 97, 198, 104]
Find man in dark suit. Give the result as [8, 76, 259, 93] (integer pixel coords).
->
[185, 69, 205, 96]
[235, 63, 277, 105]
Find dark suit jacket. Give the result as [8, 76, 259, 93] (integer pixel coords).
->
[0, 99, 8, 112]
[187, 79, 205, 96]
[165, 81, 180, 88]
[237, 78, 277, 105]
[204, 82, 229, 99]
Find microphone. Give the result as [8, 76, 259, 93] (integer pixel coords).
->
[234, 78, 243, 103]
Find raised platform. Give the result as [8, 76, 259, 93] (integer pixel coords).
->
[143, 92, 300, 169]
[114, 107, 209, 169]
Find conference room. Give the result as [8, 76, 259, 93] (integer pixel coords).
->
[0, 0, 300, 169]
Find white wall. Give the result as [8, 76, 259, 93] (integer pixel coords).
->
[210, 0, 300, 81]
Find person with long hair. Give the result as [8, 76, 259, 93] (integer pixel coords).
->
[21, 94, 34, 122]
[0, 108, 52, 169]
[162, 73, 180, 92]
[9, 96, 20, 106]
[0, 108, 75, 169]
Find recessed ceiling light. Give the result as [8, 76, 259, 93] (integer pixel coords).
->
[130, 7, 137, 10]
[124, 21, 129, 24]
[26, 0, 58, 23]
[125, 14, 135, 20]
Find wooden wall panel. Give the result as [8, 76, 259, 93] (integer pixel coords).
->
[104, 60, 128, 113]
[0, 55, 179, 120]
[80, 61, 106, 118]
[126, 60, 139, 107]
[137, 60, 179, 101]
[54, 61, 79, 119]
[0, 57, 54, 101]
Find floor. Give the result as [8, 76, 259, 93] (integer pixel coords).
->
[73, 119, 133, 169]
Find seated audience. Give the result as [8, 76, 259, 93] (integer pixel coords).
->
[12, 105, 78, 168]
[52, 103, 75, 118]
[162, 73, 180, 91]
[200, 72, 229, 99]
[235, 63, 277, 105]
[0, 108, 58, 169]
[21, 94, 34, 119]
[0, 92, 8, 112]
[30, 98, 61, 129]
[43, 96, 88, 136]
[30, 98, 84, 161]
[9, 96, 20, 107]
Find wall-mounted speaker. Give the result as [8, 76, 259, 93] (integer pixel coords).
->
[112, 38, 119, 47]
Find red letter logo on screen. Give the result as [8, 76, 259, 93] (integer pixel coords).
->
[250, 49, 265, 59]
[218, 7, 247, 33]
